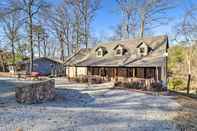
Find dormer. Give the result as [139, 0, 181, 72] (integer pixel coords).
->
[113, 44, 126, 56]
[95, 46, 107, 57]
[136, 42, 149, 57]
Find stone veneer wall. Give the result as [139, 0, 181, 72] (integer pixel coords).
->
[15, 79, 55, 104]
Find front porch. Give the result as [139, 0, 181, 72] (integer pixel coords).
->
[87, 67, 161, 82]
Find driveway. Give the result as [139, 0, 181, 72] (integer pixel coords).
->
[0, 78, 181, 131]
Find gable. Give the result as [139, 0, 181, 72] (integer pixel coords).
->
[136, 42, 148, 48]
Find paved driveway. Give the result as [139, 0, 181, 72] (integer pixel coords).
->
[0, 78, 181, 131]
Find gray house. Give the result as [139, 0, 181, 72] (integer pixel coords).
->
[65, 35, 169, 88]
[18, 57, 64, 76]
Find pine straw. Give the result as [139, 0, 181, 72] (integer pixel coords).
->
[0, 72, 12, 77]
[172, 95, 197, 130]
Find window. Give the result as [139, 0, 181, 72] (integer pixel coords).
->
[140, 47, 145, 53]
[116, 49, 122, 55]
[97, 50, 102, 56]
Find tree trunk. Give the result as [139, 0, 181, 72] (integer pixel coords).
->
[126, 15, 130, 38]
[66, 27, 70, 56]
[140, 18, 145, 38]
[28, 3, 34, 74]
[60, 32, 65, 61]
[84, 0, 88, 48]
[187, 74, 191, 95]
[43, 35, 47, 57]
[38, 33, 41, 58]
[11, 39, 15, 66]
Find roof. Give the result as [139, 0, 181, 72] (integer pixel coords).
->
[64, 48, 92, 66]
[17, 57, 63, 65]
[65, 35, 168, 67]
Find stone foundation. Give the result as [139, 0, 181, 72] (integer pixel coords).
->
[15, 79, 55, 104]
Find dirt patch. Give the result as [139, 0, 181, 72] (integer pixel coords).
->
[173, 95, 197, 130]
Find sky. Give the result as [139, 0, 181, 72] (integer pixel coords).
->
[1, 0, 197, 48]
[90, 0, 197, 40]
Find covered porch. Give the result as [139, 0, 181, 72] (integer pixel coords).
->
[87, 66, 161, 82]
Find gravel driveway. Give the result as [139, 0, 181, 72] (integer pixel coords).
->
[0, 78, 181, 131]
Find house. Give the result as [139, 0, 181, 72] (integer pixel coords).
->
[65, 35, 169, 88]
[17, 57, 64, 76]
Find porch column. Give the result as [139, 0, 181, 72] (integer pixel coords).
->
[75, 66, 78, 77]
[156, 66, 159, 82]
[132, 68, 135, 77]
[114, 67, 118, 81]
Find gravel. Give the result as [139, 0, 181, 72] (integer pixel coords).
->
[0, 78, 181, 131]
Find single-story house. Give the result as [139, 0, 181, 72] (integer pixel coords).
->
[17, 57, 64, 76]
[65, 35, 169, 88]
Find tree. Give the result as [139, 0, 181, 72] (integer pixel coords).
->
[116, 0, 176, 38]
[136, 0, 174, 38]
[2, 12, 22, 66]
[175, 5, 197, 95]
[32, 25, 44, 58]
[48, 3, 71, 60]
[116, 0, 138, 38]
[4, 0, 50, 74]
[65, 0, 100, 48]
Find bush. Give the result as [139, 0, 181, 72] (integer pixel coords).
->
[114, 81, 145, 89]
[168, 78, 185, 90]
[89, 76, 104, 84]
[150, 82, 163, 92]
[114, 81, 122, 87]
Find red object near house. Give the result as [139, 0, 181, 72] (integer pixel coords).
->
[31, 72, 40, 77]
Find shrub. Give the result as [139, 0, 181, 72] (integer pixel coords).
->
[89, 76, 104, 84]
[168, 78, 185, 90]
[114, 81, 122, 87]
[150, 82, 163, 92]
[78, 76, 88, 83]
[114, 81, 144, 89]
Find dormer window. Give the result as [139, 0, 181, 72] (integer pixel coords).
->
[95, 46, 107, 57]
[113, 44, 126, 56]
[137, 42, 149, 57]
[97, 50, 102, 57]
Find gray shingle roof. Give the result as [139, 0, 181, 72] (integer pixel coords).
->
[65, 35, 168, 67]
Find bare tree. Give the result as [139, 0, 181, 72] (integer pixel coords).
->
[116, 0, 138, 38]
[136, 0, 175, 38]
[65, 0, 100, 49]
[2, 12, 21, 66]
[4, 0, 50, 74]
[32, 25, 44, 58]
[48, 3, 71, 60]
[175, 6, 197, 95]
[116, 0, 176, 38]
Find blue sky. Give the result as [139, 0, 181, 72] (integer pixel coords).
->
[1, 0, 197, 47]
[48, 0, 195, 39]
[90, 0, 196, 39]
